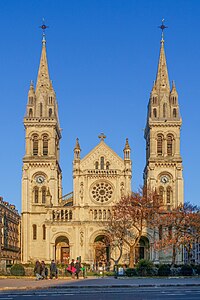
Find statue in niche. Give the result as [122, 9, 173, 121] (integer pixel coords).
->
[80, 182, 84, 199]
[120, 182, 125, 197]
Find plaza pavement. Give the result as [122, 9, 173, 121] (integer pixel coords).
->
[0, 276, 200, 291]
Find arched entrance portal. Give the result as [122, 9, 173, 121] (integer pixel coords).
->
[135, 236, 150, 263]
[94, 235, 110, 270]
[55, 236, 70, 264]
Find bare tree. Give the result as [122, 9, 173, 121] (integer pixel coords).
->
[106, 188, 160, 267]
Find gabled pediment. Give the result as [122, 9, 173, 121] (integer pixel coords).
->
[80, 141, 124, 171]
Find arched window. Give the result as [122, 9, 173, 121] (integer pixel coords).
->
[69, 210, 72, 220]
[173, 108, 177, 118]
[167, 135, 173, 156]
[34, 187, 39, 203]
[42, 187, 46, 204]
[153, 108, 157, 118]
[33, 224, 37, 240]
[42, 135, 48, 156]
[29, 108, 33, 117]
[100, 156, 104, 170]
[33, 135, 38, 156]
[95, 161, 99, 169]
[159, 186, 164, 203]
[167, 186, 172, 204]
[157, 135, 163, 156]
[49, 108, 52, 117]
[42, 224, 46, 240]
[106, 162, 110, 170]
[163, 103, 167, 118]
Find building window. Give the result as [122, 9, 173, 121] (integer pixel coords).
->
[49, 108, 52, 117]
[33, 135, 38, 156]
[100, 157, 104, 170]
[159, 186, 164, 203]
[42, 224, 46, 240]
[42, 135, 48, 156]
[29, 108, 33, 117]
[157, 135, 163, 156]
[153, 108, 157, 118]
[33, 224, 37, 240]
[95, 161, 99, 169]
[167, 135, 173, 156]
[166, 186, 172, 204]
[173, 108, 177, 118]
[34, 187, 39, 203]
[106, 162, 110, 170]
[42, 187, 46, 204]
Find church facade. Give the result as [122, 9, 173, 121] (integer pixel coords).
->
[21, 30, 184, 266]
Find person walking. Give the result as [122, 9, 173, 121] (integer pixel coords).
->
[34, 260, 42, 280]
[68, 259, 76, 278]
[50, 259, 58, 279]
[75, 259, 81, 279]
[41, 261, 48, 279]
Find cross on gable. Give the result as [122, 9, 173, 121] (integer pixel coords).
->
[98, 133, 106, 141]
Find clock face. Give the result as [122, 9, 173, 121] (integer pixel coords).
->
[36, 175, 45, 184]
[160, 175, 169, 184]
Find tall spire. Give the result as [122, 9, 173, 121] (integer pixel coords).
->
[36, 20, 50, 94]
[155, 19, 170, 95]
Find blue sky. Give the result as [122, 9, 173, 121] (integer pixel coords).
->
[0, 0, 200, 211]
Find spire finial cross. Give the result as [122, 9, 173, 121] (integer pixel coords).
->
[98, 133, 106, 141]
[39, 18, 49, 44]
[158, 19, 168, 41]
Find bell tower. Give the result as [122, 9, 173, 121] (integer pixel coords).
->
[144, 21, 184, 209]
[21, 25, 62, 262]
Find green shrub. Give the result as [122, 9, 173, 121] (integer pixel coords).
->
[158, 264, 171, 276]
[136, 259, 154, 276]
[125, 268, 137, 277]
[180, 264, 193, 276]
[10, 264, 25, 276]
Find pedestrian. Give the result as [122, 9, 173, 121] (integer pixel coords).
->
[75, 259, 81, 279]
[81, 264, 86, 278]
[68, 259, 76, 278]
[41, 261, 48, 279]
[50, 259, 58, 279]
[34, 260, 43, 280]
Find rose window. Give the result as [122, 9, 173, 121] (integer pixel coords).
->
[91, 182, 113, 203]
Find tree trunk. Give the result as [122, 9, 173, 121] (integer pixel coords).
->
[129, 245, 135, 268]
[172, 244, 176, 266]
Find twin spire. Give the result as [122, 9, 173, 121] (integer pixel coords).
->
[154, 20, 170, 95]
[36, 21, 51, 94]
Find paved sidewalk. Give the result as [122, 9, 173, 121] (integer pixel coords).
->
[0, 276, 200, 291]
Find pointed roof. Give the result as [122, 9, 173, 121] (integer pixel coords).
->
[124, 138, 130, 151]
[28, 80, 35, 96]
[155, 37, 170, 95]
[74, 138, 81, 151]
[36, 34, 51, 94]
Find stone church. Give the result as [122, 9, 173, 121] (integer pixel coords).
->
[21, 29, 184, 266]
